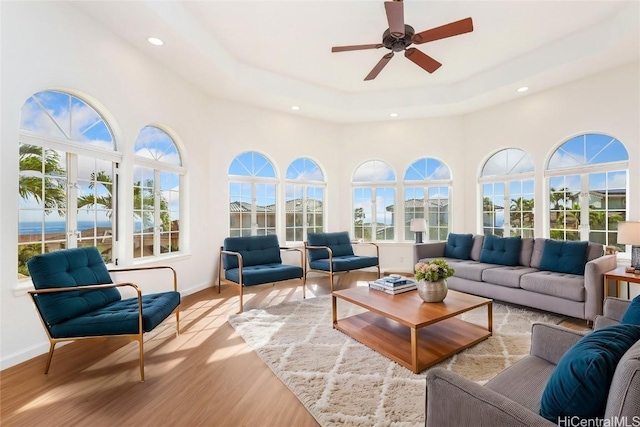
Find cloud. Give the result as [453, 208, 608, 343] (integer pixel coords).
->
[353, 160, 395, 182]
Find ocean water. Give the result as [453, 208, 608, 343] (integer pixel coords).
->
[19, 221, 117, 235]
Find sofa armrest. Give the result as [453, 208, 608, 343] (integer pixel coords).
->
[529, 323, 586, 365]
[413, 242, 446, 265]
[584, 254, 617, 321]
[602, 297, 630, 322]
[593, 315, 621, 330]
[425, 368, 556, 427]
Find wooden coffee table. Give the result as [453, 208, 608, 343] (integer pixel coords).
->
[332, 287, 492, 373]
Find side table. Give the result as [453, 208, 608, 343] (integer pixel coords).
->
[604, 267, 640, 300]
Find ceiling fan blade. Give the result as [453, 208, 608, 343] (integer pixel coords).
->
[332, 44, 383, 53]
[412, 17, 474, 44]
[384, 1, 405, 38]
[365, 52, 394, 81]
[405, 48, 442, 73]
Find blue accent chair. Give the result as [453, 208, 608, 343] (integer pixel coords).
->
[305, 231, 380, 291]
[219, 235, 305, 312]
[26, 247, 180, 382]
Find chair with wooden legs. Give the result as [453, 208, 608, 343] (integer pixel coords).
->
[27, 246, 180, 382]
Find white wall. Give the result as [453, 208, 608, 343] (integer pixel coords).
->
[1, 1, 638, 369]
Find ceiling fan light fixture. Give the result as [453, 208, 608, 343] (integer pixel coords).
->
[147, 37, 164, 46]
[517, 86, 529, 93]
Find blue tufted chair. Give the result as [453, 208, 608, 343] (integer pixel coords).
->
[27, 247, 180, 381]
[305, 231, 380, 291]
[219, 235, 305, 312]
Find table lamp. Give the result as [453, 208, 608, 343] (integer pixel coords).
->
[617, 221, 640, 272]
[410, 218, 428, 244]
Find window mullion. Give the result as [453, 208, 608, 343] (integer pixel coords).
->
[67, 153, 79, 248]
[154, 169, 161, 255]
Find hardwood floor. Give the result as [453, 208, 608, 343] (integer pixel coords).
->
[0, 271, 588, 426]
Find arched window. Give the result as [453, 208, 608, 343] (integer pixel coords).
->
[546, 133, 628, 247]
[480, 148, 534, 237]
[18, 90, 118, 277]
[404, 158, 452, 241]
[133, 125, 184, 258]
[228, 151, 278, 236]
[352, 160, 395, 241]
[285, 157, 325, 242]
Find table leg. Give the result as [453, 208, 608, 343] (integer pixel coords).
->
[488, 302, 493, 335]
[410, 327, 418, 373]
[331, 294, 337, 326]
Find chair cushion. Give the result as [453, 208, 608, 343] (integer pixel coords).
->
[479, 235, 522, 266]
[309, 255, 379, 273]
[444, 233, 473, 260]
[225, 264, 303, 286]
[27, 247, 120, 326]
[621, 295, 640, 325]
[49, 291, 180, 338]
[306, 232, 354, 261]
[540, 324, 640, 422]
[539, 240, 589, 275]
[223, 235, 282, 269]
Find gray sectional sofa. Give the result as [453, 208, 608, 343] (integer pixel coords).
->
[414, 235, 617, 321]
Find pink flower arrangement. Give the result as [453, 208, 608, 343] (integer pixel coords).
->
[414, 259, 455, 282]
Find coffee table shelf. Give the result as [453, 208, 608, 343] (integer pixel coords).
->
[332, 287, 492, 373]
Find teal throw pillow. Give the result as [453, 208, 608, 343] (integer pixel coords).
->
[444, 233, 473, 260]
[540, 324, 640, 422]
[539, 240, 589, 275]
[479, 235, 522, 266]
[621, 295, 640, 325]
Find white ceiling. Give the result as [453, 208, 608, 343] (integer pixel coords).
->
[71, 0, 640, 123]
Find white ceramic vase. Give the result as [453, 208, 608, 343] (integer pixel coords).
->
[416, 279, 448, 303]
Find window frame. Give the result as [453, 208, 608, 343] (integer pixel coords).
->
[284, 157, 326, 243]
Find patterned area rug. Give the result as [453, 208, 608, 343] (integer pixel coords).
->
[228, 294, 565, 427]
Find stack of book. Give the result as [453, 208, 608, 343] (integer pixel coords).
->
[368, 275, 417, 295]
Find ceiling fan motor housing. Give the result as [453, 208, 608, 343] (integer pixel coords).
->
[383, 24, 415, 51]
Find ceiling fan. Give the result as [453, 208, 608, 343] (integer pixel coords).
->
[331, 0, 474, 80]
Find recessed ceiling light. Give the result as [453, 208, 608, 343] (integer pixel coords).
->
[390, 113, 398, 117]
[291, 105, 300, 111]
[517, 86, 529, 93]
[147, 37, 164, 46]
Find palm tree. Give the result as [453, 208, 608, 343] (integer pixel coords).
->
[19, 144, 66, 215]
[510, 197, 534, 228]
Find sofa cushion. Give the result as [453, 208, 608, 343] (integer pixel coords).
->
[223, 235, 282, 269]
[520, 238, 534, 267]
[520, 271, 585, 302]
[621, 295, 640, 325]
[469, 235, 484, 261]
[307, 231, 354, 261]
[539, 240, 589, 275]
[605, 339, 640, 419]
[530, 238, 546, 269]
[540, 324, 640, 422]
[586, 242, 604, 262]
[448, 260, 500, 282]
[27, 247, 120, 326]
[481, 266, 539, 289]
[444, 233, 474, 260]
[479, 235, 522, 266]
[309, 255, 379, 273]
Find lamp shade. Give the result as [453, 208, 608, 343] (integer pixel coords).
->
[618, 222, 640, 245]
[410, 218, 428, 232]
